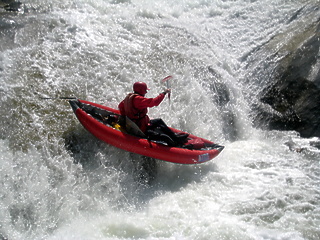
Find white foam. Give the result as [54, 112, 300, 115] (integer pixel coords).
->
[1, 0, 319, 239]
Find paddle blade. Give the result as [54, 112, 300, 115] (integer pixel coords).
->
[161, 75, 173, 83]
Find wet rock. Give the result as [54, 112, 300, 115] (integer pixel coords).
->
[0, 0, 21, 11]
[254, 20, 320, 138]
[284, 138, 307, 153]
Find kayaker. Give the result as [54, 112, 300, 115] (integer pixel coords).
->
[118, 81, 188, 146]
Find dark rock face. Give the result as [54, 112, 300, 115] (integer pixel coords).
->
[255, 21, 320, 138]
[0, 0, 21, 11]
[260, 76, 320, 138]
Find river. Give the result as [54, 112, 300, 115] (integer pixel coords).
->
[0, 0, 319, 239]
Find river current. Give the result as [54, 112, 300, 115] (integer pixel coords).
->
[0, 0, 319, 239]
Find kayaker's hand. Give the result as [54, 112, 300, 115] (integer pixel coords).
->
[163, 89, 171, 95]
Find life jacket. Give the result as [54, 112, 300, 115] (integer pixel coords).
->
[123, 93, 148, 121]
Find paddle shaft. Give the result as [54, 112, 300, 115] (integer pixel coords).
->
[166, 80, 171, 103]
[40, 97, 77, 100]
[161, 76, 172, 104]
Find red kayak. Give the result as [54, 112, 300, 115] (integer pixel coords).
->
[69, 99, 224, 164]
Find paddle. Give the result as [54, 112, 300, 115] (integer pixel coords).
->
[161, 75, 173, 104]
[39, 96, 77, 100]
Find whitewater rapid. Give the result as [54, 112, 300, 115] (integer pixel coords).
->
[1, 0, 320, 239]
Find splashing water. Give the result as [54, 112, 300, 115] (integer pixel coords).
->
[0, 0, 319, 239]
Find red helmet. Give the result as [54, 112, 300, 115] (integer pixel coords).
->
[133, 82, 149, 96]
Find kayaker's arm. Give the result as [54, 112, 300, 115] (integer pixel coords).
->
[133, 91, 169, 109]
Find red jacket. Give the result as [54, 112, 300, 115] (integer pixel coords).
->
[118, 93, 165, 132]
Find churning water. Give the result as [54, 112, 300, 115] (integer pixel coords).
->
[0, 0, 319, 239]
